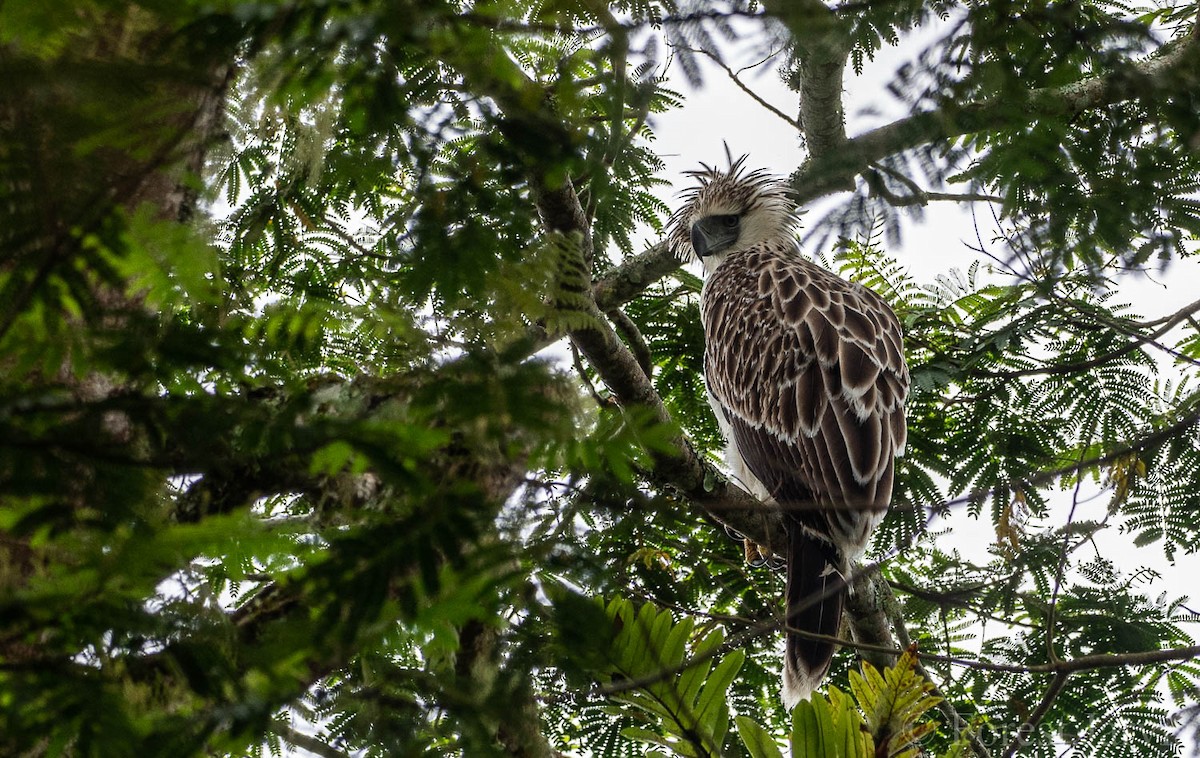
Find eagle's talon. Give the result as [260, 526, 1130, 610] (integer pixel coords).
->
[743, 538, 774, 567]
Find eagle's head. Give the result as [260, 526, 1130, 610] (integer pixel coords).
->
[668, 153, 799, 274]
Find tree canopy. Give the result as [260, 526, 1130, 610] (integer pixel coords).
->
[2, 1, 1200, 756]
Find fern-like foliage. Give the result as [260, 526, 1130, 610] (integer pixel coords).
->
[6, 2, 1200, 757]
[600, 597, 746, 758]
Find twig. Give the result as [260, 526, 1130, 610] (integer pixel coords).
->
[453, 8, 768, 37]
[889, 580, 1042, 631]
[576, 558, 891, 702]
[688, 46, 801, 129]
[867, 163, 1004, 206]
[1046, 440, 1093, 666]
[1000, 671, 1070, 758]
[977, 295, 1200, 379]
[884, 400, 1200, 526]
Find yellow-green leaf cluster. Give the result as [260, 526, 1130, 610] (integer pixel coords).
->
[850, 649, 942, 757]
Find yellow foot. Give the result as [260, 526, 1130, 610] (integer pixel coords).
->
[743, 539, 774, 567]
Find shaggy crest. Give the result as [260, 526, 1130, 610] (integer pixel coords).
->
[668, 152, 800, 263]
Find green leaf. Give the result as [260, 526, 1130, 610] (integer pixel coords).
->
[736, 716, 785, 758]
[790, 686, 873, 758]
[600, 598, 743, 757]
[848, 650, 941, 757]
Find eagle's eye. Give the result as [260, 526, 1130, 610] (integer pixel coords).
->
[717, 214, 739, 228]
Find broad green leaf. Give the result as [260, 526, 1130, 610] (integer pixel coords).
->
[736, 716, 786, 758]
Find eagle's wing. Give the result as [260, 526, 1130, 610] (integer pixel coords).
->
[702, 241, 908, 706]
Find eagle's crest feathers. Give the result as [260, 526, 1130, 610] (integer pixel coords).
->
[668, 153, 800, 271]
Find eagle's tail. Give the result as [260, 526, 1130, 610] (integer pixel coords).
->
[781, 524, 846, 709]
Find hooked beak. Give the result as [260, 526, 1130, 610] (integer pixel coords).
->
[690, 215, 740, 258]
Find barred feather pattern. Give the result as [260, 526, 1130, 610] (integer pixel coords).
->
[702, 242, 909, 527]
[673, 158, 909, 709]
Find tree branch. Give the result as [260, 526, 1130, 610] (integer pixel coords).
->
[925, 643, 1200, 676]
[978, 293, 1200, 379]
[607, 307, 654, 378]
[845, 573, 899, 672]
[270, 724, 352, 758]
[560, 35, 1200, 346]
[789, 35, 1200, 205]
[532, 182, 789, 557]
[455, 618, 555, 758]
[455, 22, 1200, 749]
[1001, 672, 1070, 758]
[764, 0, 853, 166]
[923, 400, 1200, 520]
[591, 240, 682, 311]
[435, 37, 792, 555]
[866, 164, 1004, 206]
[889, 580, 1042, 631]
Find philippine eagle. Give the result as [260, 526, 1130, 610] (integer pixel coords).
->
[670, 156, 909, 708]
